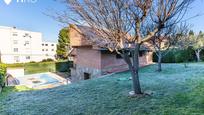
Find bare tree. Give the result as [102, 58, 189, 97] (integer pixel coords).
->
[151, 27, 176, 72]
[190, 31, 204, 62]
[173, 23, 194, 67]
[53, 0, 194, 95]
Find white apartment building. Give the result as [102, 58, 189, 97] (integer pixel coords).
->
[0, 26, 57, 64]
[42, 42, 57, 60]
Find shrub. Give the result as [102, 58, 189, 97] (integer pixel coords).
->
[0, 64, 7, 89]
[153, 48, 195, 63]
[56, 61, 73, 72]
[46, 58, 55, 62]
[163, 51, 176, 63]
[174, 48, 195, 63]
[200, 50, 204, 61]
[41, 58, 55, 62]
[29, 61, 36, 63]
[153, 50, 176, 63]
[6, 63, 24, 68]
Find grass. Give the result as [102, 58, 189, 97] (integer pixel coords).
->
[1, 63, 204, 114]
[0, 86, 32, 114]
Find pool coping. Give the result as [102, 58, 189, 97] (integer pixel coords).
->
[15, 72, 70, 89]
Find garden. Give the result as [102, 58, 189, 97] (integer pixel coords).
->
[1, 63, 204, 114]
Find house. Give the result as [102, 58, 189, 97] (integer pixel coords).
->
[69, 25, 153, 82]
[0, 26, 56, 64]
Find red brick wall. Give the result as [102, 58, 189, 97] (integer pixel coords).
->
[101, 53, 127, 73]
[73, 47, 153, 74]
[74, 47, 101, 69]
[101, 52, 153, 74]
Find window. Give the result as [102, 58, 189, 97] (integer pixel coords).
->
[51, 44, 54, 46]
[42, 49, 44, 51]
[12, 33, 18, 36]
[25, 41, 29, 44]
[116, 52, 132, 59]
[51, 49, 54, 51]
[46, 49, 48, 51]
[24, 41, 30, 46]
[24, 33, 29, 37]
[139, 51, 146, 57]
[45, 44, 48, 46]
[42, 44, 44, 46]
[14, 48, 18, 52]
[23, 33, 31, 38]
[26, 56, 30, 60]
[84, 73, 91, 80]
[14, 56, 20, 62]
[116, 54, 122, 59]
[13, 40, 18, 44]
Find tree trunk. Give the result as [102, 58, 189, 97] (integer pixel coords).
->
[131, 44, 142, 94]
[157, 52, 162, 72]
[121, 44, 142, 95]
[195, 50, 201, 62]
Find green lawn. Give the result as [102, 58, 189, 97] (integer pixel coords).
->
[1, 63, 204, 115]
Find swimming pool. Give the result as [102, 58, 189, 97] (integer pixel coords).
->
[17, 72, 69, 89]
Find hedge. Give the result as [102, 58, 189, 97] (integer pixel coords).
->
[0, 64, 7, 87]
[153, 48, 195, 63]
[6, 61, 73, 75]
[55, 61, 73, 72]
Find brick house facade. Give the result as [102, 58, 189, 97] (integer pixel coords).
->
[69, 25, 153, 82]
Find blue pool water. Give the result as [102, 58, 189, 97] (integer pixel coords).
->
[38, 74, 59, 84]
[20, 73, 61, 86]
[17, 72, 68, 89]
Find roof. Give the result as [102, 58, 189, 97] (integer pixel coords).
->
[70, 24, 152, 51]
[0, 26, 41, 34]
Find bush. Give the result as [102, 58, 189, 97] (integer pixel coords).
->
[41, 58, 55, 62]
[153, 48, 195, 63]
[153, 51, 176, 63]
[56, 61, 73, 72]
[29, 61, 36, 63]
[200, 50, 204, 61]
[6, 63, 24, 68]
[163, 51, 176, 63]
[0, 64, 7, 89]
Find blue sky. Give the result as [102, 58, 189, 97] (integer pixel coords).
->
[0, 0, 66, 42]
[0, 0, 204, 42]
